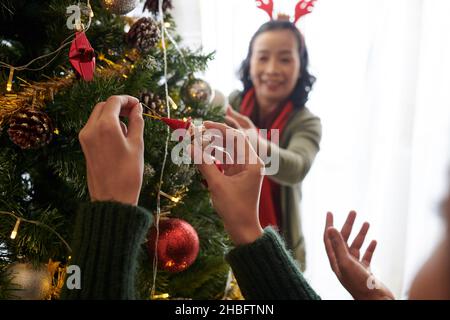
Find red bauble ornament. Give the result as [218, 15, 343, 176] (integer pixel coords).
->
[147, 218, 199, 273]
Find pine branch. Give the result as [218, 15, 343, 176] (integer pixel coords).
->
[0, 0, 15, 19]
[0, 0, 232, 300]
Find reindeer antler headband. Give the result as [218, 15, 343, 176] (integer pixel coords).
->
[255, 0, 317, 24]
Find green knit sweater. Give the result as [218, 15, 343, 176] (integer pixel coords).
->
[61, 202, 320, 300]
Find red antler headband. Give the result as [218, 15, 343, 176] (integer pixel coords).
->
[255, 0, 317, 24]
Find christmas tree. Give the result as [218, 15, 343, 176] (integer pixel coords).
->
[0, 0, 231, 300]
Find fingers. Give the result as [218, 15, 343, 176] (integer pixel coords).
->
[328, 227, 350, 266]
[325, 211, 334, 230]
[204, 121, 239, 158]
[226, 105, 239, 117]
[195, 122, 263, 178]
[225, 116, 241, 129]
[84, 102, 105, 129]
[120, 121, 128, 136]
[93, 95, 143, 141]
[189, 125, 233, 164]
[362, 240, 377, 267]
[187, 134, 221, 179]
[83, 95, 137, 133]
[126, 102, 144, 142]
[324, 213, 339, 274]
[204, 121, 236, 135]
[197, 162, 222, 185]
[190, 142, 223, 188]
[208, 146, 233, 165]
[101, 95, 140, 119]
[340, 210, 357, 242]
[227, 105, 246, 118]
[349, 222, 370, 259]
[234, 129, 252, 165]
[226, 106, 249, 127]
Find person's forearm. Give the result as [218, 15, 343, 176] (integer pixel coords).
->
[226, 227, 321, 300]
[253, 133, 316, 186]
[221, 207, 264, 246]
[61, 201, 152, 300]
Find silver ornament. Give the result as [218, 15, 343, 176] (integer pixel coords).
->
[100, 0, 138, 15]
[6, 263, 53, 300]
[182, 77, 213, 105]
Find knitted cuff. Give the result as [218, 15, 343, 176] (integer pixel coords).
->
[226, 227, 320, 300]
[61, 201, 152, 300]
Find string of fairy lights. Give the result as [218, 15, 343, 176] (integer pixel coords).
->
[0, 0, 187, 299]
[151, 0, 170, 299]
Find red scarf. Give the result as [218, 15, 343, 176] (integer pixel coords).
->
[240, 88, 294, 228]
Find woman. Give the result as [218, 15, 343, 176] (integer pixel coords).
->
[226, 20, 321, 268]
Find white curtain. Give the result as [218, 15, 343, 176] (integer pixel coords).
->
[298, 0, 450, 299]
[172, 0, 450, 299]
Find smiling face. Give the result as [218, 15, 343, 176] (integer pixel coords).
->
[249, 29, 301, 107]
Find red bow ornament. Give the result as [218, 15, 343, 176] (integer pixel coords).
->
[69, 32, 96, 81]
[160, 117, 192, 131]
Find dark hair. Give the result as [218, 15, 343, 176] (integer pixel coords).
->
[239, 20, 315, 109]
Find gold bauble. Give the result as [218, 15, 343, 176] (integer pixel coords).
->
[6, 262, 53, 300]
[181, 76, 212, 106]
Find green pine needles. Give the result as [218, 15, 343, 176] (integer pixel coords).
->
[0, 0, 230, 300]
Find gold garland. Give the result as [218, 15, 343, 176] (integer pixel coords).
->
[222, 271, 245, 300]
[0, 49, 142, 299]
[46, 259, 68, 300]
[0, 76, 72, 126]
[0, 49, 140, 127]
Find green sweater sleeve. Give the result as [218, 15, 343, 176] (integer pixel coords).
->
[229, 91, 322, 187]
[61, 201, 152, 300]
[225, 227, 321, 300]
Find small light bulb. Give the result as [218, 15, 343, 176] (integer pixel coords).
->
[6, 67, 14, 92]
[10, 218, 21, 239]
[159, 191, 181, 203]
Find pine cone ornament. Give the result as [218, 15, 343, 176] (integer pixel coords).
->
[127, 17, 161, 54]
[143, 0, 173, 14]
[142, 163, 155, 186]
[7, 109, 54, 149]
[141, 92, 165, 114]
[143, 163, 155, 179]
